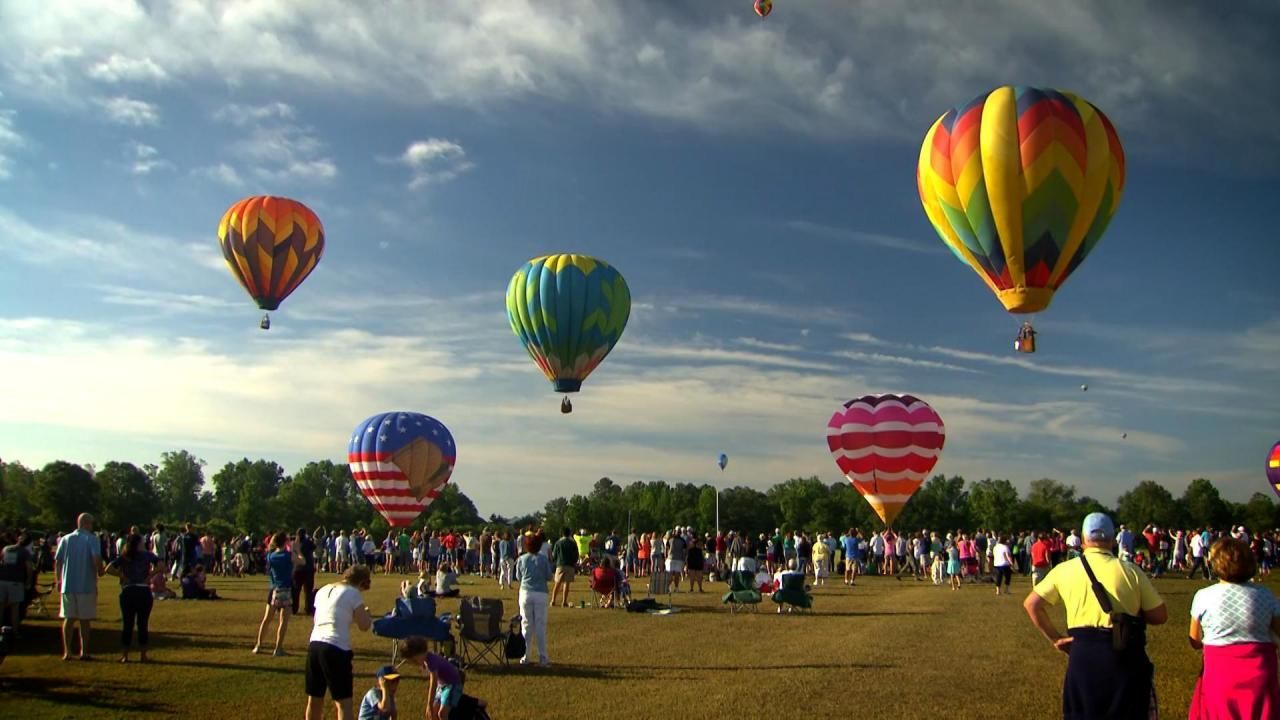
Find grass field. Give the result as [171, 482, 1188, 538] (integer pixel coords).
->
[0, 568, 1247, 719]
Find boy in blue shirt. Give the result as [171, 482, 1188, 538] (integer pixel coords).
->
[358, 665, 400, 720]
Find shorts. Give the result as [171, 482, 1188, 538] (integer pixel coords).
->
[666, 559, 685, 573]
[0, 580, 24, 605]
[61, 592, 97, 619]
[268, 587, 292, 607]
[435, 683, 462, 708]
[555, 566, 576, 583]
[305, 641, 354, 700]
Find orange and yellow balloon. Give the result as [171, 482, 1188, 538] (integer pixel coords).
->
[217, 195, 325, 328]
[916, 86, 1125, 315]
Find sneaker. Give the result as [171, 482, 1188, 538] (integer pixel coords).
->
[539, 658, 551, 667]
[273, 648, 287, 657]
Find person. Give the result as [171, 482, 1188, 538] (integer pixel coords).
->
[434, 562, 459, 598]
[992, 535, 1014, 596]
[54, 513, 104, 661]
[686, 538, 706, 592]
[293, 528, 317, 616]
[1030, 533, 1053, 585]
[496, 531, 515, 590]
[550, 527, 579, 608]
[306, 565, 374, 720]
[1024, 512, 1168, 720]
[811, 535, 830, 586]
[515, 533, 552, 666]
[104, 532, 158, 663]
[1188, 537, 1280, 718]
[667, 530, 687, 592]
[0, 532, 33, 632]
[398, 637, 487, 720]
[256, 531, 302, 656]
[357, 665, 401, 720]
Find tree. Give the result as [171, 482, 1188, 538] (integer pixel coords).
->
[421, 484, 483, 530]
[0, 461, 38, 528]
[1024, 478, 1079, 530]
[897, 475, 968, 531]
[767, 477, 827, 531]
[96, 461, 161, 532]
[154, 450, 206, 522]
[1182, 478, 1232, 529]
[1115, 481, 1182, 529]
[967, 479, 1020, 531]
[33, 461, 99, 529]
[1240, 493, 1278, 533]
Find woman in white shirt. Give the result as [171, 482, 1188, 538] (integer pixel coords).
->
[992, 536, 1014, 596]
[304, 565, 373, 720]
[1188, 537, 1280, 718]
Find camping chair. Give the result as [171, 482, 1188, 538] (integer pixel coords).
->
[589, 568, 618, 608]
[721, 570, 762, 613]
[24, 581, 55, 619]
[456, 597, 508, 670]
[646, 568, 672, 605]
[770, 572, 813, 613]
[374, 595, 454, 664]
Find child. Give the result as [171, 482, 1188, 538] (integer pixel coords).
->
[358, 665, 400, 720]
[397, 637, 485, 720]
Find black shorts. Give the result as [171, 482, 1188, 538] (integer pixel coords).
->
[305, 641, 354, 700]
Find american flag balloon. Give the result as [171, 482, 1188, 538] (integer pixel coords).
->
[826, 394, 945, 527]
[348, 411, 456, 527]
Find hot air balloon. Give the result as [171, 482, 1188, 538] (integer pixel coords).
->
[348, 411, 456, 527]
[1081, 384, 1088, 392]
[755, 0, 772, 17]
[718, 453, 728, 471]
[917, 86, 1125, 352]
[506, 254, 631, 413]
[827, 394, 945, 527]
[1268, 442, 1280, 499]
[218, 195, 325, 330]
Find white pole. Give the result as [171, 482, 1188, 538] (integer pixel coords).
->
[715, 488, 720, 539]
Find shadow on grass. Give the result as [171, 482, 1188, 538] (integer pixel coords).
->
[0, 676, 176, 714]
[469, 660, 896, 679]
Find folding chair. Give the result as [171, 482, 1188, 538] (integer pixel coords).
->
[770, 572, 813, 613]
[25, 581, 55, 619]
[456, 597, 508, 670]
[721, 571, 762, 613]
[646, 569, 672, 606]
[374, 596, 454, 664]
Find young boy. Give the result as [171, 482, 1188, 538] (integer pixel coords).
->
[358, 665, 400, 720]
[397, 637, 485, 720]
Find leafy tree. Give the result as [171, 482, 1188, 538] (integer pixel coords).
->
[33, 461, 99, 529]
[1024, 478, 1079, 530]
[767, 477, 827, 531]
[0, 461, 38, 528]
[1182, 478, 1232, 529]
[154, 450, 206, 522]
[1240, 493, 1278, 533]
[421, 483, 483, 529]
[96, 461, 161, 532]
[897, 475, 968, 531]
[967, 479, 1020, 530]
[1115, 481, 1182, 529]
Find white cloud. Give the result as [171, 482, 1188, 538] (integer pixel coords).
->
[212, 102, 295, 127]
[127, 141, 170, 175]
[394, 138, 474, 189]
[0, 2, 1274, 164]
[834, 349, 981, 375]
[213, 101, 338, 183]
[193, 162, 244, 187]
[783, 220, 943, 255]
[97, 285, 239, 314]
[86, 53, 168, 84]
[0, 109, 21, 179]
[735, 337, 802, 353]
[97, 96, 160, 126]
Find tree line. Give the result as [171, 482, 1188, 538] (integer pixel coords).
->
[2, 452, 1275, 539]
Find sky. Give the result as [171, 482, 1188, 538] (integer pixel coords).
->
[1, 1, 1277, 518]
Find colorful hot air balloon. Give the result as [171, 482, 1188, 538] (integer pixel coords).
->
[917, 86, 1125, 350]
[718, 453, 728, 471]
[348, 412, 456, 527]
[1268, 441, 1280, 499]
[826, 394, 945, 527]
[218, 195, 325, 330]
[506, 254, 631, 413]
[755, 0, 773, 18]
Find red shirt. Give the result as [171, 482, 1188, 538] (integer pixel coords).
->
[1031, 539, 1051, 567]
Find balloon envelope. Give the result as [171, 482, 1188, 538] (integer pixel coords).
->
[718, 453, 728, 471]
[917, 86, 1125, 315]
[827, 394, 945, 527]
[1268, 441, 1280, 498]
[218, 195, 325, 311]
[348, 412, 456, 527]
[755, 0, 772, 17]
[506, 254, 630, 394]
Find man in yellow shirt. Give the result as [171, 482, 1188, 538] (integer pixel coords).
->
[1024, 512, 1168, 719]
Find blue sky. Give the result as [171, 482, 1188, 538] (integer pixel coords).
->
[1, 1, 1277, 516]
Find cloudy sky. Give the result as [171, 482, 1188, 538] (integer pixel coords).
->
[1, 1, 1277, 516]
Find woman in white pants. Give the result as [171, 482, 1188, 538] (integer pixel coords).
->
[515, 533, 553, 667]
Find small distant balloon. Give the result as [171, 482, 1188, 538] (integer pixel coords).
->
[1121, 433, 1128, 439]
[1081, 384, 1088, 392]
[755, 0, 772, 18]
[718, 453, 728, 471]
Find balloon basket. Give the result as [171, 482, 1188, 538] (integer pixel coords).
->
[560, 396, 573, 414]
[260, 313, 271, 331]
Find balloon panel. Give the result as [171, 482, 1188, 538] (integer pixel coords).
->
[826, 394, 945, 526]
[916, 86, 1125, 314]
[348, 412, 456, 527]
[1268, 441, 1280, 499]
[218, 195, 325, 311]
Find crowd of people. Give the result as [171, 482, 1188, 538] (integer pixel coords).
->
[5, 512, 1280, 719]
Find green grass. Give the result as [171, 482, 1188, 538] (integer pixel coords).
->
[0, 569, 1244, 719]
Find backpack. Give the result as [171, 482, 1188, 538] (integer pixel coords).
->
[504, 625, 526, 659]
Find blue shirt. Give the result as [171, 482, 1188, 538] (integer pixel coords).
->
[516, 552, 552, 594]
[267, 551, 294, 589]
[358, 687, 394, 720]
[55, 529, 101, 594]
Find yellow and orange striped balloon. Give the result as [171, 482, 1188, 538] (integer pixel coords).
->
[217, 196, 325, 312]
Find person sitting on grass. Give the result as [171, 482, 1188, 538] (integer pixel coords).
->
[434, 563, 459, 598]
[397, 637, 486, 720]
[590, 557, 618, 608]
[149, 571, 176, 600]
[181, 564, 218, 600]
[357, 664, 401, 720]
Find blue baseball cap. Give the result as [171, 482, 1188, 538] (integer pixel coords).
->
[376, 665, 401, 681]
[1082, 512, 1115, 541]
